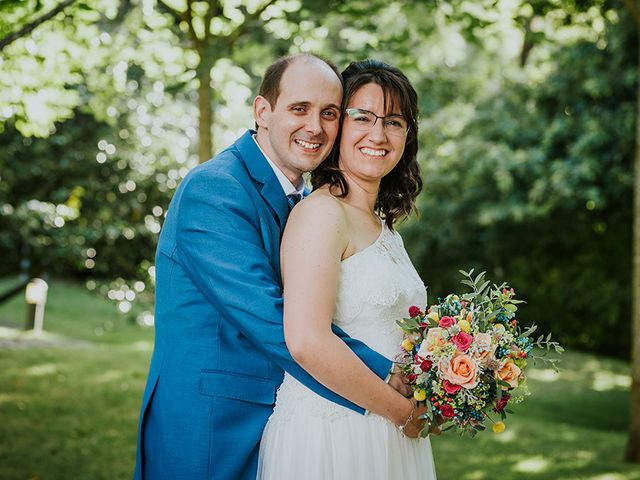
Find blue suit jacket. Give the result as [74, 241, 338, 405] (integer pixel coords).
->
[133, 130, 392, 479]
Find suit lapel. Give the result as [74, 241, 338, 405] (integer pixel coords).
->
[234, 130, 289, 229]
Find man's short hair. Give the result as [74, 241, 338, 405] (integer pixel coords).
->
[258, 53, 342, 109]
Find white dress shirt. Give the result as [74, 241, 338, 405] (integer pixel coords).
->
[252, 134, 305, 197]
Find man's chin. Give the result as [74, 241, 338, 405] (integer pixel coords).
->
[291, 152, 328, 168]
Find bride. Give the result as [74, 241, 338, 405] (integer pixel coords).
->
[257, 59, 437, 479]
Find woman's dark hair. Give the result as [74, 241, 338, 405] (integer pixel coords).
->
[311, 59, 422, 229]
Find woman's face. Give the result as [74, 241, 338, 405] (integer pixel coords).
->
[338, 82, 407, 186]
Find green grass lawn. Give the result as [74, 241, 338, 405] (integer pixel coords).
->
[0, 278, 637, 479]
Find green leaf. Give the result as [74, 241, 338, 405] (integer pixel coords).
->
[478, 280, 491, 294]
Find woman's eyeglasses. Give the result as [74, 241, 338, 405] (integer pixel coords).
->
[345, 108, 409, 137]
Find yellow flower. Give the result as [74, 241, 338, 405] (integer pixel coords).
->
[401, 339, 414, 352]
[458, 320, 471, 332]
[413, 389, 427, 402]
[492, 421, 506, 433]
[427, 311, 440, 323]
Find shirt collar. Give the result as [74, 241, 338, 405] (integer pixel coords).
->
[252, 134, 305, 196]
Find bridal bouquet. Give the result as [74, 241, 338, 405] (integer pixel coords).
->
[396, 269, 563, 437]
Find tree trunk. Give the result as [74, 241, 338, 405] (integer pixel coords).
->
[626, 21, 640, 464]
[197, 55, 213, 164]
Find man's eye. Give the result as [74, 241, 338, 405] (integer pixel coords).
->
[322, 110, 338, 119]
[291, 106, 306, 112]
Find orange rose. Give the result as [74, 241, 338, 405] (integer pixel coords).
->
[497, 359, 521, 388]
[440, 354, 478, 389]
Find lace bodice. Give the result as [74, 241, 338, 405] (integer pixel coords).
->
[270, 223, 427, 422]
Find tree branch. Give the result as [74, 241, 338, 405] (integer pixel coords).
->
[224, 0, 278, 46]
[156, 0, 183, 26]
[520, 16, 534, 68]
[0, 0, 77, 52]
[203, 0, 219, 43]
[114, 0, 132, 24]
[185, 0, 202, 48]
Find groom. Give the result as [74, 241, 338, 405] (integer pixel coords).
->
[134, 54, 417, 480]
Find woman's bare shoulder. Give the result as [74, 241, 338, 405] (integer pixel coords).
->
[291, 188, 346, 221]
[285, 187, 350, 243]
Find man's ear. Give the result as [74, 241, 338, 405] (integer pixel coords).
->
[253, 96, 272, 129]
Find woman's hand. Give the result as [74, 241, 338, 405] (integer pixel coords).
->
[399, 400, 446, 438]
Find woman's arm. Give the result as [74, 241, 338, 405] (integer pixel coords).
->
[281, 193, 418, 429]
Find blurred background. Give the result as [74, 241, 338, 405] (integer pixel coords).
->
[0, 0, 637, 478]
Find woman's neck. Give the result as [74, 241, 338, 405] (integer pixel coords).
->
[338, 171, 380, 217]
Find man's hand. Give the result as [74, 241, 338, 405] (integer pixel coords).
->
[388, 364, 412, 398]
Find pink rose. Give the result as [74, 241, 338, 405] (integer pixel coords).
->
[408, 305, 423, 318]
[451, 332, 474, 352]
[438, 316, 455, 328]
[440, 354, 478, 389]
[443, 379, 462, 394]
[440, 404, 455, 418]
[497, 360, 521, 389]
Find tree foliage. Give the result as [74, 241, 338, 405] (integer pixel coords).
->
[0, 0, 635, 357]
[403, 1, 634, 357]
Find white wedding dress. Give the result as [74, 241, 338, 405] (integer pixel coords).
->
[257, 223, 437, 479]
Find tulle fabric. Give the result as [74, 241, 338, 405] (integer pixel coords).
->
[257, 223, 437, 479]
[257, 379, 437, 479]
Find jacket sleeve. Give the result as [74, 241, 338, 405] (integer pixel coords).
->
[174, 168, 392, 414]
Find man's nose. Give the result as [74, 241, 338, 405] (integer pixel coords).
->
[306, 113, 322, 135]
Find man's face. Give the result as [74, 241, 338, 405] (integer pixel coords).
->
[254, 58, 343, 184]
